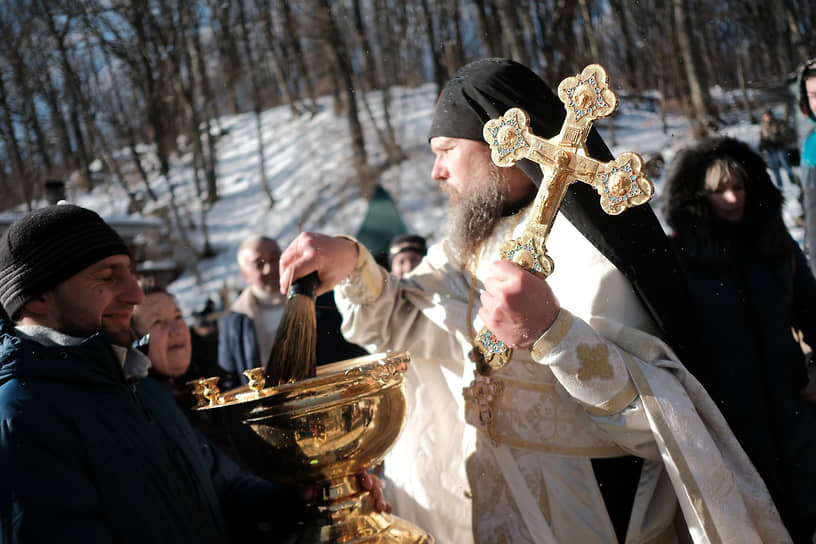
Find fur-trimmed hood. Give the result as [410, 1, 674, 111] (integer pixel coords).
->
[664, 137, 782, 228]
[663, 137, 787, 261]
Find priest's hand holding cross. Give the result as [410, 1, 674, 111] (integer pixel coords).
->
[470, 64, 654, 376]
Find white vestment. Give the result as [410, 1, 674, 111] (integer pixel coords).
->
[335, 209, 790, 544]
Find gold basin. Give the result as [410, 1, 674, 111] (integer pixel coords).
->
[195, 351, 433, 543]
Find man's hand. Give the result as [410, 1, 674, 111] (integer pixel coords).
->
[358, 471, 392, 513]
[477, 260, 560, 349]
[279, 232, 358, 296]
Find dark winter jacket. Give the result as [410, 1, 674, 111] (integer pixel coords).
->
[0, 320, 301, 543]
[664, 136, 816, 541]
[218, 309, 259, 390]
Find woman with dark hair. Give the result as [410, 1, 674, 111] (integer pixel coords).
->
[663, 136, 816, 542]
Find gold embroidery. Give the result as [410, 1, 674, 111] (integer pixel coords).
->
[576, 343, 613, 381]
[474, 427, 626, 457]
[531, 309, 574, 356]
[336, 235, 385, 299]
[466, 369, 628, 456]
[584, 379, 638, 416]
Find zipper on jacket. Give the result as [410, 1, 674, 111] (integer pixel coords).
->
[128, 379, 153, 422]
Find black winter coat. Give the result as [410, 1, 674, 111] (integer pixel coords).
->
[663, 136, 816, 541]
[0, 320, 301, 543]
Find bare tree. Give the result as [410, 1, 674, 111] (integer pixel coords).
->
[495, 0, 530, 66]
[471, 0, 502, 58]
[208, 0, 244, 114]
[275, 0, 320, 114]
[37, 1, 93, 187]
[418, 0, 447, 93]
[672, 0, 717, 135]
[348, 0, 405, 165]
[0, 69, 32, 209]
[236, 0, 276, 207]
[313, 0, 375, 197]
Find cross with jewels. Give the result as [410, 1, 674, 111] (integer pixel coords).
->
[470, 64, 654, 376]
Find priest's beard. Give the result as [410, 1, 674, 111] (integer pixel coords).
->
[444, 166, 514, 267]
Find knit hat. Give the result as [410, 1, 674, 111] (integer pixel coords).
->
[0, 204, 130, 318]
[428, 58, 612, 186]
[388, 234, 427, 267]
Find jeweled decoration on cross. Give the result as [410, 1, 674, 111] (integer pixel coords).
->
[469, 64, 654, 376]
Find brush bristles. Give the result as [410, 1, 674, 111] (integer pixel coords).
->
[264, 294, 318, 385]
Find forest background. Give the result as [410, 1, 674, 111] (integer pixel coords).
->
[2, 0, 816, 210]
[1, 0, 816, 313]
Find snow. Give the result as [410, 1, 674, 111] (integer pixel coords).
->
[14, 81, 805, 319]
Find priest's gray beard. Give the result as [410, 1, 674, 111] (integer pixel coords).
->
[445, 167, 509, 267]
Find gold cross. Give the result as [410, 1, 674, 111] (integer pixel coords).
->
[470, 64, 654, 376]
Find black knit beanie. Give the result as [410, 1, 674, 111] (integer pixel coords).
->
[0, 204, 130, 319]
[428, 58, 613, 185]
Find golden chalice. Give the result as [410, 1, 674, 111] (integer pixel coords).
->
[192, 351, 433, 543]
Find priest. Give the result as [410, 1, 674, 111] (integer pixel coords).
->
[278, 58, 789, 543]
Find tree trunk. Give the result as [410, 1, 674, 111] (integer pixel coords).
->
[496, 0, 530, 66]
[352, 0, 405, 165]
[782, 0, 809, 65]
[255, 0, 300, 117]
[0, 75, 32, 209]
[183, 7, 220, 202]
[209, 0, 243, 114]
[42, 69, 75, 175]
[315, 0, 375, 198]
[236, 0, 275, 207]
[38, 2, 94, 187]
[472, 0, 502, 58]
[672, 0, 716, 136]
[418, 0, 447, 94]
[276, 0, 319, 115]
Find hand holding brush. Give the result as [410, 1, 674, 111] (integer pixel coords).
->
[263, 271, 320, 385]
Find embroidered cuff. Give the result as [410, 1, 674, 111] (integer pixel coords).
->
[531, 309, 574, 358]
[335, 235, 386, 303]
[530, 309, 637, 415]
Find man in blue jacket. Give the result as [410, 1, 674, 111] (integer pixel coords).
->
[0, 204, 386, 542]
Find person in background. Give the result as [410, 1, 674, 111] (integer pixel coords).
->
[799, 59, 816, 276]
[663, 136, 816, 542]
[218, 236, 285, 389]
[131, 285, 250, 478]
[759, 108, 797, 188]
[131, 287, 221, 415]
[276, 58, 789, 543]
[219, 235, 366, 390]
[388, 234, 427, 278]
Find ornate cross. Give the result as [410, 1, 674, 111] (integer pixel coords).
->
[470, 64, 654, 376]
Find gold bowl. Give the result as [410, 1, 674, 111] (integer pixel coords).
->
[194, 351, 433, 543]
